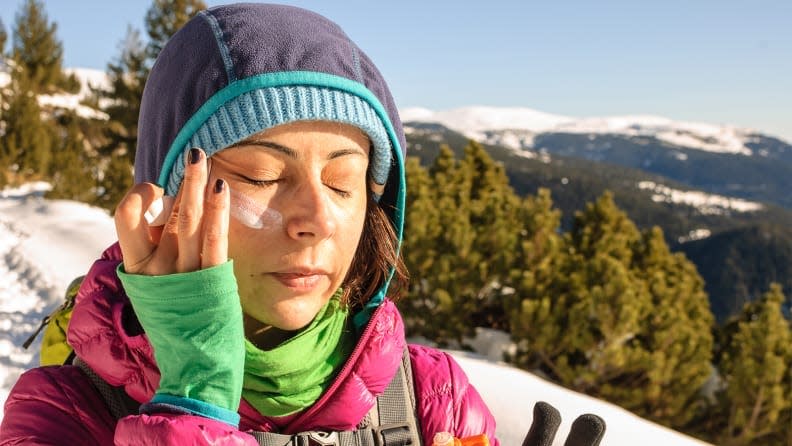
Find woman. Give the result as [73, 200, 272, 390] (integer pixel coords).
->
[0, 3, 498, 445]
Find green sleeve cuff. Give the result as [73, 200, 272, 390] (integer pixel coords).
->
[117, 262, 245, 413]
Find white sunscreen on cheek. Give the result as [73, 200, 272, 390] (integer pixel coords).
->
[229, 189, 283, 230]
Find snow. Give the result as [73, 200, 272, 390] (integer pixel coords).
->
[0, 66, 109, 120]
[39, 67, 110, 120]
[401, 106, 573, 134]
[401, 106, 767, 156]
[459, 352, 712, 446]
[37, 93, 108, 120]
[64, 67, 111, 96]
[678, 229, 713, 244]
[0, 184, 115, 415]
[0, 185, 712, 445]
[637, 181, 763, 215]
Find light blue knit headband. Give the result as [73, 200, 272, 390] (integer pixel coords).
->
[165, 85, 393, 197]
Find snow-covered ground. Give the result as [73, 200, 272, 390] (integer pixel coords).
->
[0, 183, 116, 415]
[400, 106, 780, 156]
[0, 185, 712, 445]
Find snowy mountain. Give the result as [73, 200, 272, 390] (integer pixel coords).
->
[401, 106, 790, 156]
[402, 108, 792, 211]
[0, 185, 712, 445]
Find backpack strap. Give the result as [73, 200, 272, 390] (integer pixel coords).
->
[72, 356, 140, 420]
[375, 346, 421, 445]
[250, 347, 423, 446]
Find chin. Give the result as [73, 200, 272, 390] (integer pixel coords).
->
[246, 293, 331, 331]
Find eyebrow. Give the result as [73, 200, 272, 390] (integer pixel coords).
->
[230, 138, 367, 160]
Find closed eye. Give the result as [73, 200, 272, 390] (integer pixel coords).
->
[242, 175, 280, 188]
[327, 185, 351, 198]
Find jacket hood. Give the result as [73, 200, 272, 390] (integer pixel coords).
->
[135, 3, 406, 327]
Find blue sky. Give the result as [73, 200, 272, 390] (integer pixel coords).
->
[1, 0, 790, 141]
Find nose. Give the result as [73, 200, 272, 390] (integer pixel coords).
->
[285, 178, 337, 242]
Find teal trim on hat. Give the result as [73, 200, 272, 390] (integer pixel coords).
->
[160, 72, 395, 193]
[158, 71, 405, 330]
[168, 86, 391, 196]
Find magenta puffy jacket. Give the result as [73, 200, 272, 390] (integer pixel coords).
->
[0, 244, 499, 445]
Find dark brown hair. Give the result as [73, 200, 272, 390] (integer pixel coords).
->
[342, 195, 408, 308]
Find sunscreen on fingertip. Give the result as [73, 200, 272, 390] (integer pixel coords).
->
[144, 196, 175, 226]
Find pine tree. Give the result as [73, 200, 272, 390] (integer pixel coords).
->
[10, 0, 66, 93]
[92, 26, 146, 210]
[0, 73, 54, 177]
[509, 194, 715, 426]
[0, 17, 7, 58]
[504, 187, 565, 343]
[461, 141, 522, 330]
[631, 226, 714, 428]
[94, 154, 134, 212]
[400, 156, 441, 333]
[46, 113, 96, 202]
[400, 142, 522, 344]
[97, 26, 147, 166]
[145, 0, 207, 60]
[401, 145, 472, 343]
[717, 283, 792, 445]
[91, 1, 205, 210]
[513, 192, 653, 387]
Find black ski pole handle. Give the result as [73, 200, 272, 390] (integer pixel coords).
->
[522, 402, 606, 446]
[523, 401, 562, 446]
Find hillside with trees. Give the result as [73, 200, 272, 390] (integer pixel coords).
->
[406, 123, 792, 324]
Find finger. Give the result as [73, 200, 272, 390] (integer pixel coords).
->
[114, 183, 163, 273]
[176, 148, 208, 272]
[148, 225, 164, 245]
[201, 179, 230, 268]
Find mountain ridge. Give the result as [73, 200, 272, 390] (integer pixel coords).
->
[401, 105, 791, 155]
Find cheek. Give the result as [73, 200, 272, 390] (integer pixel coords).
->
[226, 219, 267, 269]
[337, 198, 368, 261]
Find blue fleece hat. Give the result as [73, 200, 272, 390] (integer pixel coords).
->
[134, 3, 406, 199]
[134, 3, 407, 327]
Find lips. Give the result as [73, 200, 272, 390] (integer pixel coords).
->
[271, 270, 328, 291]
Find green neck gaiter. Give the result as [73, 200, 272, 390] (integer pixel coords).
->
[242, 291, 355, 417]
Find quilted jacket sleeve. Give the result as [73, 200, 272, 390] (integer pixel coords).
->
[0, 366, 260, 446]
[0, 366, 115, 445]
[114, 413, 259, 446]
[408, 344, 499, 446]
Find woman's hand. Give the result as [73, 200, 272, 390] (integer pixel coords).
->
[115, 148, 230, 275]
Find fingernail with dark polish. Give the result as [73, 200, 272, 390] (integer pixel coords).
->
[189, 148, 201, 164]
[214, 179, 225, 193]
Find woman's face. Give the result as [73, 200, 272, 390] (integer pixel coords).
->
[208, 121, 370, 335]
